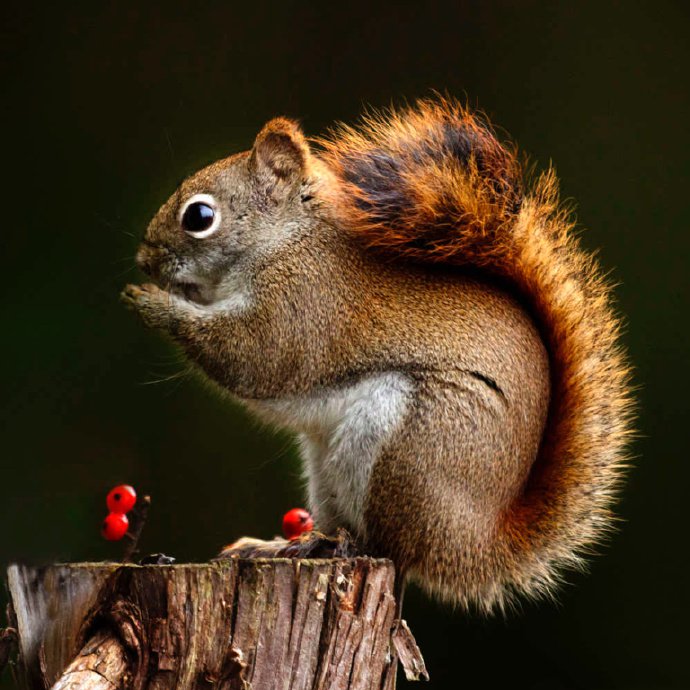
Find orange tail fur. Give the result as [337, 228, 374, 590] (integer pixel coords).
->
[318, 97, 634, 607]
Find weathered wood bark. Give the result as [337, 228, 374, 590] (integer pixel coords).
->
[6, 559, 427, 689]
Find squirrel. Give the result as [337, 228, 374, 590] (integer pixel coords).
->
[122, 97, 633, 613]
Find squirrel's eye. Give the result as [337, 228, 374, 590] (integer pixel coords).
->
[180, 194, 220, 238]
[183, 203, 214, 232]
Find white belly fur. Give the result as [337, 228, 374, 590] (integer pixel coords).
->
[245, 372, 414, 534]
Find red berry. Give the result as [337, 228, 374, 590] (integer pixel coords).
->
[282, 508, 314, 540]
[101, 512, 129, 541]
[106, 484, 137, 514]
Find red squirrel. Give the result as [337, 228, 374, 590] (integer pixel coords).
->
[123, 97, 633, 613]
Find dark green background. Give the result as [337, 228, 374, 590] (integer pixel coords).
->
[1, 1, 688, 688]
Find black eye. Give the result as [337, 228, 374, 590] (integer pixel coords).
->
[182, 202, 215, 234]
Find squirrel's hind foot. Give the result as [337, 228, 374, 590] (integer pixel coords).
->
[214, 528, 358, 560]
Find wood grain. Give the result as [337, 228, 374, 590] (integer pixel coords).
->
[6, 559, 425, 689]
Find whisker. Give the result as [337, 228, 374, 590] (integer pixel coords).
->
[139, 367, 191, 386]
[113, 265, 136, 280]
[253, 437, 295, 471]
[162, 366, 191, 397]
[164, 126, 177, 168]
[93, 212, 135, 238]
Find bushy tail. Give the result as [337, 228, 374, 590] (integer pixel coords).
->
[318, 97, 634, 608]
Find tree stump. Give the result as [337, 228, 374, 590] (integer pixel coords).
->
[4, 559, 427, 689]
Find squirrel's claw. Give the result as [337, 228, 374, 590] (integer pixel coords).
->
[215, 536, 290, 559]
[120, 283, 163, 308]
[121, 283, 172, 328]
[214, 529, 358, 560]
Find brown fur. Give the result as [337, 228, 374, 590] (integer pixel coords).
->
[123, 96, 633, 614]
[318, 98, 634, 609]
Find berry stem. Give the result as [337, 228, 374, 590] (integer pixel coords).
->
[122, 495, 151, 563]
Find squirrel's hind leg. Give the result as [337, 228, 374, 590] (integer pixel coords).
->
[364, 372, 545, 608]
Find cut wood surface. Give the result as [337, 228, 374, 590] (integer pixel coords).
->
[6, 559, 427, 689]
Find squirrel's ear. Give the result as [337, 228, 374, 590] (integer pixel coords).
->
[250, 118, 310, 192]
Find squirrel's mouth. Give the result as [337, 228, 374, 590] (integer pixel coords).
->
[170, 278, 211, 305]
[137, 242, 215, 306]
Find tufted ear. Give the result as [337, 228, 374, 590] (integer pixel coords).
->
[250, 118, 311, 195]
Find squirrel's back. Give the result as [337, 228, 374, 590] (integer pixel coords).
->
[317, 97, 634, 611]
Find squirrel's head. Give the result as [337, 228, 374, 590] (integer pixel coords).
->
[136, 118, 324, 306]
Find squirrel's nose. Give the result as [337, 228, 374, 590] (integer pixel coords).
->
[135, 246, 154, 276]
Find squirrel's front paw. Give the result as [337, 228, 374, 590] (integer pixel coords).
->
[121, 283, 170, 328]
[121, 282, 164, 306]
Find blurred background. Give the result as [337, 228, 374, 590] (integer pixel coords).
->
[1, 1, 688, 688]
